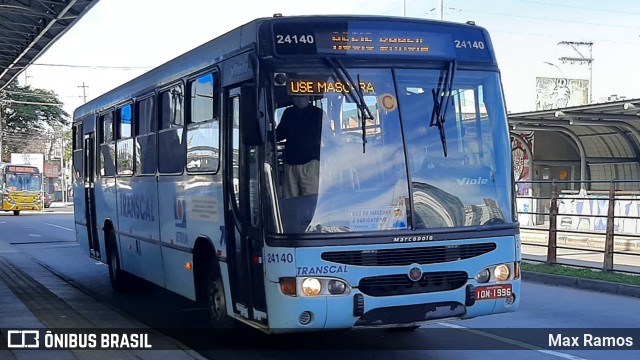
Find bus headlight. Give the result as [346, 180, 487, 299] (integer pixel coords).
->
[494, 264, 510, 281]
[475, 268, 491, 283]
[294, 277, 351, 297]
[301, 278, 322, 296]
[327, 279, 347, 294]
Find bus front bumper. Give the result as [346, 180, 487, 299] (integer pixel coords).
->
[265, 279, 520, 331]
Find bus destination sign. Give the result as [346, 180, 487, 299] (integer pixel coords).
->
[329, 32, 431, 55]
[8, 166, 37, 173]
[272, 21, 492, 62]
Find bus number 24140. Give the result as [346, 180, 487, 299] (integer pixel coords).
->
[276, 34, 315, 44]
[266, 253, 294, 263]
[454, 40, 485, 50]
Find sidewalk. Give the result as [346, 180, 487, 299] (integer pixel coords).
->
[0, 239, 205, 359]
[48, 201, 74, 208]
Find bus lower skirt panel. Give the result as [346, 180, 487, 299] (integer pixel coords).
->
[353, 301, 465, 327]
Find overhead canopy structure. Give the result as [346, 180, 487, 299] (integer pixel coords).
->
[509, 98, 640, 190]
[0, 0, 98, 91]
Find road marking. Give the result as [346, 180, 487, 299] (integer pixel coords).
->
[45, 223, 75, 232]
[436, 322, 588, 360]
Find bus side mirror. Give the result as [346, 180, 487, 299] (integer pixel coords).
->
[240, 84, 265, 146]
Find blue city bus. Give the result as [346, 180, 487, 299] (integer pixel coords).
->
[72, 15, 520, 333]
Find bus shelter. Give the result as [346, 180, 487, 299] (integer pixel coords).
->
[0, 0, 98, 91]
[508, 98, 640, 227]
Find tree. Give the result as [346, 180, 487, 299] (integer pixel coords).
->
[0, 80, 69, 161]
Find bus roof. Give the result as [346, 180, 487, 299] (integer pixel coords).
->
[73, 15, 495, 120]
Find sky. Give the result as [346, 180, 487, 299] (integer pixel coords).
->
[21, 0, 640, 118]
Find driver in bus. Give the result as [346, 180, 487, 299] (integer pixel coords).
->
[276, 95, 326, 198]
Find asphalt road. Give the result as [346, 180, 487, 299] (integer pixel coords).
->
[1, 211, 638, 359]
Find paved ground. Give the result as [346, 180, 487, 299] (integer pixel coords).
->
[0, 236, 206, 359]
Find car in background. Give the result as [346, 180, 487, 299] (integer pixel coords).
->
[43, 192, 52, 208]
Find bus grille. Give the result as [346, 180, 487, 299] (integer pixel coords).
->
[358, 271, 468, 297]
[321, 243, 496, 266]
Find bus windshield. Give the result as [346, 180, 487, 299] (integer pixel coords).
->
[5, 173, 42, 192]
[270, 66, 513, 234]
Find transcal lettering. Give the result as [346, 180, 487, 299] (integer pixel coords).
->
[119, 193, 155, 221]
[297, 265, 348, 276]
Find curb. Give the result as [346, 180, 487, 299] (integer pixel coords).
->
[522, 270, 640, 298]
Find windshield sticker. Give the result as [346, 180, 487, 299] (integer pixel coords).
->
[350, 205, 407, 231]
[288, 79, 375, 95]
[378, 93, 397, 111]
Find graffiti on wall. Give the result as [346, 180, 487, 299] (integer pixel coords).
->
[558, 195, 640, 234]
[512, 131, 534, 196]
[536, 77, 589, 110]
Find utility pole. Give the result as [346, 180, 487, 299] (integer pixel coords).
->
[0, 91, 5, 162]
[78, 82, 89, 103]
[558, 41, 593, 104]
[61, 135, 65, 204]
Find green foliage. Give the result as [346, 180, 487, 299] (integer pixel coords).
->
[64, 130, 72, 163]
[522, 262, 640, 286]
[1, 81, 69, 159]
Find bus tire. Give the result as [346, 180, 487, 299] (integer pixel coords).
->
[206, 262, 234, 328]
[107, 230, 131, 292]
[13, 210, 20, 216]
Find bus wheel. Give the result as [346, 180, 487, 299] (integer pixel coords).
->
[107, 231, 131, 292]
[206, 262, 233, 328]
[13, 210, 20, 216]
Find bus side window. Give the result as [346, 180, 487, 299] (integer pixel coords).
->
[116, 104, 134, 176]
[99, 111, 116, 177]
[73, 123, 83, 179]
[135, 95, 157, 175]
[186, 72, 220, 173]
[158, 84, 185, 174]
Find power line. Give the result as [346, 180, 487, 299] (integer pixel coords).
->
[513, 0, 640, 16]
[3, 90, 59, 98]
[463, 9, 640, 30]
[0, 99, 63, 106]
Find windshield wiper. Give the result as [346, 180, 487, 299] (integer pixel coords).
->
[326, 57, 374, 153]
[430, 61, 457, 157]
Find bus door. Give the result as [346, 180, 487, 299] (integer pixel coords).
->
[83, 133, 100, 259]
[224, 86, 267, 322]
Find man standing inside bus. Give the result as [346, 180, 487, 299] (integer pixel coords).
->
[276, 95, 325, 198]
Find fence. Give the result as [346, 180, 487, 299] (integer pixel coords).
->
[516, 179, 640, 275]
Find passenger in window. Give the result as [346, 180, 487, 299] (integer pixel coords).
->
[276, 95, 327, 198]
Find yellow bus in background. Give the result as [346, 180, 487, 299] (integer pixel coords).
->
[0, 163, 43, 215]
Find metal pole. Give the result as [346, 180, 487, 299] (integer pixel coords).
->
[546, 183, 558, 265]
[61, 136, 66, 204]
[603, 181, 615, 271]
[589, 47, 593, 104]
[61, 153, 64, 203]
[0, 102, 3, 163]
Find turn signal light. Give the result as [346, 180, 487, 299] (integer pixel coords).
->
[279, 277, 296, 296]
